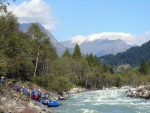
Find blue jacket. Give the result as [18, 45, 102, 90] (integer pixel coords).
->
[38, 91, 42, 97]
[31, 89, 36, 95]
[1, 78, 4, 85]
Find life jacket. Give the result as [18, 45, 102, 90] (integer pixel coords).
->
[38, 91, 42, 97]
[34, 93, 39, 100]
[31, 90, 36, 95]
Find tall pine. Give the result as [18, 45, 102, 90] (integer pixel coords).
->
[72, 43, 82, 59]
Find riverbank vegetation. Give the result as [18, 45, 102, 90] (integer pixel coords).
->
[1, 12, 150, 93]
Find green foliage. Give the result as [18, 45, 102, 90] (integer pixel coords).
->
[0, 13, 58, 81]
[62, 49, 71, 58]
[72, 43, 82, 59]
[27, 23, 47, 43]
[26, 23, 58, 76]
[139, 58, 150, 75]
[85, 53, 100, 67]
[114, 75, 123, 87]
[32, 75, 52, 89]
[1, 11, 150, 93]
[0, 0, 16, 12]
[32, 75, 72, 92]
[51, 77, 72, 92]
[52, 57, 72, 77]
[99, 41, 150, 67]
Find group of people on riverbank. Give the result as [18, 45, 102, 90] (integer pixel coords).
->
[30, 89, 49, 102]
[0, 76, 50, 103]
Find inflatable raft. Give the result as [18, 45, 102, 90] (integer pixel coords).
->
[47, 100, 60, 107]
[41, 100, 49, 105]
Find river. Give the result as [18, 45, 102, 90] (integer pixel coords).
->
[51, 88, 150, 113]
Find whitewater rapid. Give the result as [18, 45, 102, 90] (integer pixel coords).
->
[51, 88, 150, 113]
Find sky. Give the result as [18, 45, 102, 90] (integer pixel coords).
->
[8, 0, 150, 45]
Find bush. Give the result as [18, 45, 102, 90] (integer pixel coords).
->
[31, 75, 73, 92]
[51, 77, 73, 92]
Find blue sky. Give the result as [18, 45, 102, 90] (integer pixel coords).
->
[9, 0, 150, 45]
[47, 0, 150, 40]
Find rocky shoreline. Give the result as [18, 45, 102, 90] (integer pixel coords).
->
[126, 85, 150, 99]
[0, 86, 87, 113]
[0, 89, 58, 113]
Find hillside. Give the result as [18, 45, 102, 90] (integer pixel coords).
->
[99, 40, 150, 67]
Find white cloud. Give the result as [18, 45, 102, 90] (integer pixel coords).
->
[71, 35, 86, 45]
[70, 32, 150, 45]
[8, 0, 58, 30]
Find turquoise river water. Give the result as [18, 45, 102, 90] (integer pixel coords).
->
[51, 88, 150, 113]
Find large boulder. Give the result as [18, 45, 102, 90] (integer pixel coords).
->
[126, 86, 150, 99]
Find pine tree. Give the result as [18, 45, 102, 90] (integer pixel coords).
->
[72, 43, 82, 59]
[139, 59, 148, 75]
[62, 49, 71, 58]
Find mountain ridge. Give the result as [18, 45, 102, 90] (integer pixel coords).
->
[99, 40, 150, 66]
[61, 38, 132, 57]
[20, 23, 133, 57]
[19, 22, 66, 56]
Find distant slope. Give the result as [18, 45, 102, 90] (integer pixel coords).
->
[99, 40, 150, 67]
[61, 38, 132, 57]
[20, 23, 66, 56]
[81, 39, 131, 56]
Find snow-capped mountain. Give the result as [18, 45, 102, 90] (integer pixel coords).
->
[61, 33, 133, 56]
[19, 23, 66, 56]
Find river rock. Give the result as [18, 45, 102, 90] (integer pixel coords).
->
[68, 87, 87, 94]
[126, 86, 150, 99]
[48, 92, 59, 100]
[1, 97, 7, 103]
[21, 108, 38, 113]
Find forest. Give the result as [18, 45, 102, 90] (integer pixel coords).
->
[99, 41, 150, 67]
[1, 12, 150, 93]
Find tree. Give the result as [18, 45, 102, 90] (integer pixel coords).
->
[115, 75, 122, 87]
[27, 23, 58, 76]
[139, 59, 148, 75]
[62, 49, 71, 58]
[0, 0, 16, 12]
[72, 43, 82, 59]
[0, 12, 19, 44]
[36, 38, 57, 76]
[0, 12, 34, 80]
[85, 53, 100, 67]
[27, 23, 48, 76]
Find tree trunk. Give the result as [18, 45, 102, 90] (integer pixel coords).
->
[34, 52, 39, 76]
